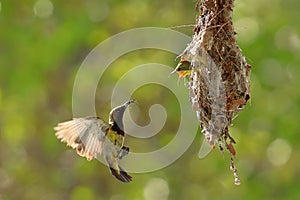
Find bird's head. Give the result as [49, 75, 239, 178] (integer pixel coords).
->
[169, 59, 192, 84]
[109, 100, 135, 131]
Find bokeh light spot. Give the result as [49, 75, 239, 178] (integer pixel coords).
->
[275, 26, 300, 52]
[85, 0, 110, 22]
[144, 178, 170, 200]
[266, 138, 292, 166]
[33, 0, 54, 19]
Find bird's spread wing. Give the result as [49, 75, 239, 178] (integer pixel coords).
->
[54, 117, 109, 161]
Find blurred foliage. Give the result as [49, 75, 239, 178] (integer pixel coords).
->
[1, 0, 300, 199]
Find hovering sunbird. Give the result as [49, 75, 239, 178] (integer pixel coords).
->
[54, 100, 135, 182]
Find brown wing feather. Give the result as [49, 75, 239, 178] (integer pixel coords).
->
[54, 117, 109, 161]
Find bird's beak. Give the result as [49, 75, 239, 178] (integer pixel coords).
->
[168, 69, 177, 78]
[124, 99, 136, 106]
[169, 60, 184, 78]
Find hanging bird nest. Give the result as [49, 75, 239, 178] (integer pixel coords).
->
[180, 0, 251, 185]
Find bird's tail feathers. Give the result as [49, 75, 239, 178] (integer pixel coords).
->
[109, 166, 132, 183]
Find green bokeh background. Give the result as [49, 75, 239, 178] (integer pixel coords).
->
[1, 0, 299, 199]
